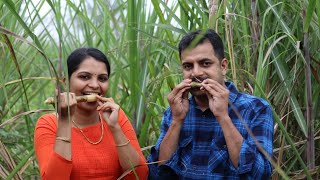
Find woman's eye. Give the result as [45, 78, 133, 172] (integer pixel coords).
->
[79, 75, 90, 80]
[98, 76, 109, 82]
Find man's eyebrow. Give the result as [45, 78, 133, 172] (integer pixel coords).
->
[181, 62, 192, 65]
[182, 58, 212, 63]
[199, 58, 212, 62]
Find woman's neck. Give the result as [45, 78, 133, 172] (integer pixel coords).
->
[73, 108, 100, 128]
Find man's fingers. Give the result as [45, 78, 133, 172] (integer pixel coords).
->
[168, 86, 190, 103]
[202, 83, 219, 97]
[202, 79, 225, 92]
[170, 79, 192, 96]
[168, 79, 192, 99]
[182, 89, 189, 100]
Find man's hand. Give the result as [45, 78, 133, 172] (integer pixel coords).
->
[201, 79, 229, 118]
[167, 79, 192, 123]
[159, 79, 192, 165]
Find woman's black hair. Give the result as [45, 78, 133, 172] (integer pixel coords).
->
[67, 47, 110, 78]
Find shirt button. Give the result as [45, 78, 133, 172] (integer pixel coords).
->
[202, 114, 206, 118]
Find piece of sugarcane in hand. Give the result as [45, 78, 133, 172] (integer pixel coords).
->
[44, 94, 97, 104]
[190, 82, 202, 88]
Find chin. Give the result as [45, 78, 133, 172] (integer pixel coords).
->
[190, 89, 206, 97]
[78, 102, 98, 111]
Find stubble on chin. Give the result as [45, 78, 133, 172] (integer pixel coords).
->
[189, 89, 206, 97]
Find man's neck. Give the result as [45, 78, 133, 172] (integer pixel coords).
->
[194, 95, 209, 112]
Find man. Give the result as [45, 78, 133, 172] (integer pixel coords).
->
[148, 29, 274, 179]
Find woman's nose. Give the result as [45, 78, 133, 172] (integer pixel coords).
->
[88, 79, 99, 89]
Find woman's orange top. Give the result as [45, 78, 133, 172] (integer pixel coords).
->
[34, 109, 148, 180]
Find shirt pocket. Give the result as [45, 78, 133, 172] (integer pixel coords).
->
[177, 136, 193, 172]
[208, 136, 229, 173]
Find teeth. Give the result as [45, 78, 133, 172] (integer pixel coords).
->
[84, 92, 99, 95]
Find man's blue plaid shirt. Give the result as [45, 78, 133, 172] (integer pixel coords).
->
[148, 81, 274, 179]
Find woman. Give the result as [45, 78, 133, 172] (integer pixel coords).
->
[34, 48, 148, 179]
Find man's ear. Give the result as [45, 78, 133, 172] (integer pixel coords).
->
[221, 58, 228, 75]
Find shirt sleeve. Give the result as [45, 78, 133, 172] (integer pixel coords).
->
[147, 108, 172, 176]
[228, 103, 274, 179]
[34, 114, 73, 180]
[118, 109, 149, 180]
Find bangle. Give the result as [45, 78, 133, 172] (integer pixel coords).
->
[116, 139, 130, 147]
[56, 136, 71, 143]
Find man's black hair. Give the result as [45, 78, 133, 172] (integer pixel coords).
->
[178, 29, 225, 61]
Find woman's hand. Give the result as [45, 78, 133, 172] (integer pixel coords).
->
[96, 96, 120, 130]
[57, 91, 77, 120]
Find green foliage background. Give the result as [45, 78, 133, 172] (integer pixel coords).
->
[0, 0, 319, 179]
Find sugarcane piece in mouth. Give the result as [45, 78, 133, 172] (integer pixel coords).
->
[190, 82, 202, 88]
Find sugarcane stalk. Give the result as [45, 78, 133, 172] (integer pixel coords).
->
[45, 94, 97, 104]
[190, 82, 202, 88]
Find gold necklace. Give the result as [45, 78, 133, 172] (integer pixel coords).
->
[72, 114, 104, 145]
